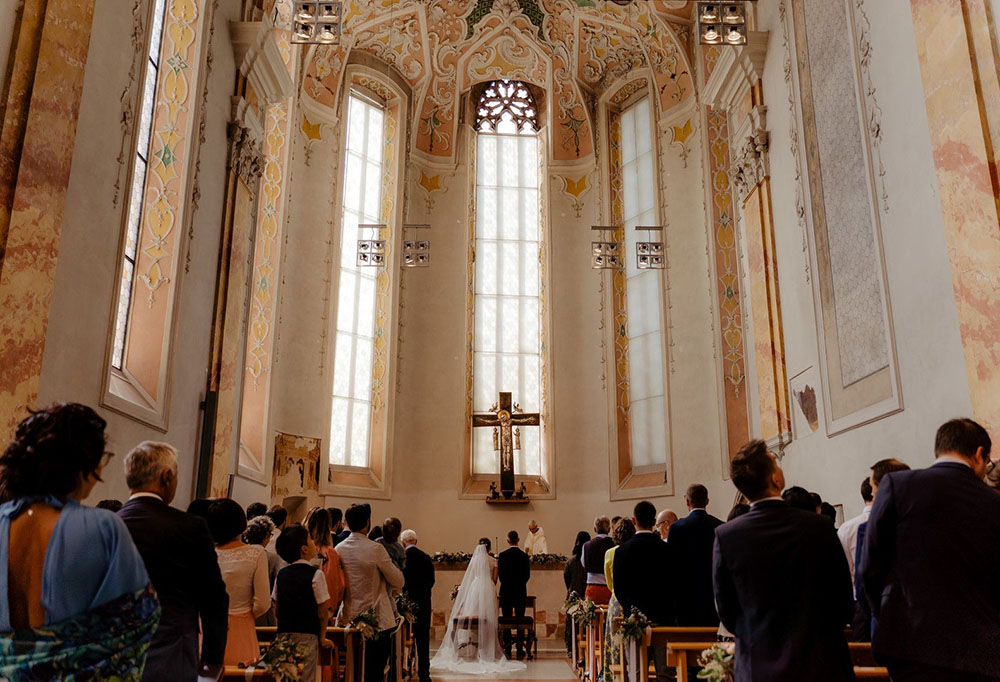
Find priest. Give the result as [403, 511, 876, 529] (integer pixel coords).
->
[523, 520, 548, 555]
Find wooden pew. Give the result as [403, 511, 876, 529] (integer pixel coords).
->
[848, 642, 877, 667]
[221, 667, 274, 681]
[255, 626, 362, 682]
[853, 667, 890, 680]
[619, 627, 719, 682]
[584, 607, 608, 682]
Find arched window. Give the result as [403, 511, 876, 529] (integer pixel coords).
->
[470, 80, 549, 484]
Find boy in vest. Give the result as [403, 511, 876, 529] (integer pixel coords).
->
[273, 524, 332, 680]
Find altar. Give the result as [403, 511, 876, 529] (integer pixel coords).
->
[428, 557, 568, 650]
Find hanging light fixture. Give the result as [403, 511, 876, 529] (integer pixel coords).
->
[592, 226, 623, 270]
[698, 1, 755, 46]
[290, 1, 342, 45]
[402, 224, 431, 268]
[636, 226, 665, 270]
[357, 224, 387, 267]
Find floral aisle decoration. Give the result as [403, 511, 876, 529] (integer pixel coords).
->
[563, 592, 597, 626]
[256, 635, 312, 682]
[450, 584, 461, 601]
[351, 607, 381, 640]
[395, 594, 418, 624]
[696, 642, 735, 682]
[432, 551, 473, 565]
[529, 552, 568, 567]
[619, 607, 651, 682]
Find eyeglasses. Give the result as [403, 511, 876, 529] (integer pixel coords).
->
[100, 451, 114, 468]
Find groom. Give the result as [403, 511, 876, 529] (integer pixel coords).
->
[498, 530, 531, 659]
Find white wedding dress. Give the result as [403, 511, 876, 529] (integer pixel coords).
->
[430, 545, 527, 674]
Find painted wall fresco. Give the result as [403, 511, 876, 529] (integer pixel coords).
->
[301, 0, 694, 165]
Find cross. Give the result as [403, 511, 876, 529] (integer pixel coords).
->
[472, 391, 540, 500]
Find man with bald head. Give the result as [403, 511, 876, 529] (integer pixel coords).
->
[654, 509, 677, 541]
[668, 484, 723, 625]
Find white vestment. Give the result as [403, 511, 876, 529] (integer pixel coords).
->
[430, 545, 526, 674]
[524, 528, 548, 555]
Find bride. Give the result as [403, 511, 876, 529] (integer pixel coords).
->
[430, 544, 527, 674]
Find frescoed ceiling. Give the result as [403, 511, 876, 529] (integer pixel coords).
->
[301, 0, 695, 165]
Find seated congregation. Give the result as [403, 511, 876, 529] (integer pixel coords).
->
[1, 403, 999, 682]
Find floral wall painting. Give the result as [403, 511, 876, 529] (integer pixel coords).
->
[789, 366, 822, 439]
[300, 0, 695, 166]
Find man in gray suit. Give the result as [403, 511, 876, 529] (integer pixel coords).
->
[336, 503, 405, 682]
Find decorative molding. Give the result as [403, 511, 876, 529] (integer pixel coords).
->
[555, 173, 589, 218]
[227, 122, 264, 193]
[702, 31, 769, 111]
[229, 21, 295, 104]
[778, 0, 810, 284]
[851, 0, 889, 214]
[731, 106, 769, 202]
[667, 118, 694, 168]
[113, 0, 146, 209]
[415, 168, 448, 212]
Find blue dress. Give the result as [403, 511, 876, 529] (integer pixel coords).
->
[0, 496, 150, 630]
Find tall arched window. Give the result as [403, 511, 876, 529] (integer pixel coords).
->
[471, 81, 547, 479]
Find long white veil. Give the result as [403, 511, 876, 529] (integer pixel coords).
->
[430, 545, 527, 673]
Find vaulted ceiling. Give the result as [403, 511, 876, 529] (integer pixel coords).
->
[300, 0, 697, 165]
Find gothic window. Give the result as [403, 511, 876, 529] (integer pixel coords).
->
[329, 94, 385, 468]
[471, 80, 545, 477]
[111, 0, 168, 370]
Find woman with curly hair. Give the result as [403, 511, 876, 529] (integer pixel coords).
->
[0, 403, 159, 681]
[601, 518, 636, 682]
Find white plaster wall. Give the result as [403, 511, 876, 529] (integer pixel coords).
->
[756, 0, 972, 521]
[37, 0, 242, 507]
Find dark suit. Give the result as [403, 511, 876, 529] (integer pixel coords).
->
[667, 509, 724, 626]
[403, 545, 435, 681]
[713, 500, 854, 682]
[119, 496, 229, 682]
[497, 546, 530, 653]
[860, 462, 1000, 681]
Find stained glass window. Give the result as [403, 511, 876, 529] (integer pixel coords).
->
[621, 97, 667, 468]
[111, 0, 168, 370]
[472, 81, 543, 476]
[330, 95, 384, 468]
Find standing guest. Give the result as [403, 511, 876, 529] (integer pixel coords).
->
[243, 515, 278, 626]
[860, 419, 1000, 681]
[820, 502, 838, 525]
[602, 519, 635, 681]
[613, 502, 676, 682]
[266, 504, 288, 533]
[265, 505, 288, 588]
[581, 517, 614, 605]
[246, 502, 267, 520]
[377, 517, 407, 572]
[368, 525, 384, 542]
[207, 498, 270, 666]
[563, 531, 590, 654]
[273, 525, 333, 682]
[401, 529, 435, 682]
[781, 485, 815, 512]
[653, 509, 678, 541]
[328, 507, 345, 546]
[479, 537, 499, 583]
[305, 507, 346, 614]
[668, 484, 724, 626]
[498, 530, 531, 659]
[523, 520, 548, 555]
[97, 499, 124, 512]
[726, 504, 750, 521]
[186, 498, 213, 519]
[838, 477, 873, 641]
[119, 441, 230, 682]
[336, 503, 404, 682]
[0, 404, 158, 680]
[713, 440, 854, 682]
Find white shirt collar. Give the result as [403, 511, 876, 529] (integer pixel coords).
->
[635, 529, 654, 534]
[128, 492, 163, 502]
[934, 455, 973, 469]
[750, 495, 783, 507]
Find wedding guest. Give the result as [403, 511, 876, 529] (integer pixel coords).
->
[305, 506, 346, 613]
[265, 504, 288, 577]
[246, 502, 267, 520]
[328, 507, 345, 546]
[653, 508, 677, 541]
[726, 504, 750, 521]
[186, 498, 212, 519]
[820, 501, 838, 525]
[0, 404, 158, 680]
[377, 516, 406, 571]
[839, 477, 873, 641]
[498, 530, 531, 659]
[860, 419, 1000, 681]
[266, 504, 288, 532]
[479, 537, 499, 583]
[524, 520, 548, 555]
[581, 517, 613, 604]
[563, 531, 590, 654]
[781, 485, 815, 512]
[402, 529, 435, 682]
[368, 525, 383, 542]
[119, 441, 229, 682]
[668, 484, 723, 626]
[208, 498, 269, 666]
[273, 525, 333, 682]
[614, 503, 675, 682]
[714, 440, 853, 682]
[97, 498, 124, 512]
[602, 519, 635, 680]
[243, 514, 278, 626]
[337, 503, 404, 682]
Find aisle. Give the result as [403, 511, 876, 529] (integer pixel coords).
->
[429, 652, 577, 682]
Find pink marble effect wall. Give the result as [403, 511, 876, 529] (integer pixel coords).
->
[910, 0, 1000, 435]
[0, 0, 97, 437]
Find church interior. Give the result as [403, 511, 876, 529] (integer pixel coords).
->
[2, 0, 1000, 668]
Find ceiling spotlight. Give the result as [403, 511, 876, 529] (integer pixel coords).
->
[699, 3, 719, 22]
[591, 226, 623, 270]
[402, 224, 431, 268]
[357, 224, 387, 267]
[726, 25, 746, 45]
[699, 0, 755, 46]
[723, 4, 745, 24]
[290, 1, 341, 44]
[636, 226, 665, 270]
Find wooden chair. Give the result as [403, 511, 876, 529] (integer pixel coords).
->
[496, 595, 538, 660]
[221, 667, 274, 681]
[848, 642, 877, 667]
[854, 667, 890, 680]
[619, 627, 718, 682]
[255, 626, 360, 682]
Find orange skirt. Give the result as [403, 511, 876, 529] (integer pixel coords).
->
[224, 611, 260, 666]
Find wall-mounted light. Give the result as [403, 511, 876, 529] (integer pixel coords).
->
[698, 1, 754, 46]
[636, 226, 665, 270]
[290, 1, 342, 45]
[592, 226, 623, 270]
[402, 224, 431, 268]
[357, 224, 386, 267]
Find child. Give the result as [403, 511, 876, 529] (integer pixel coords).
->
[273, 524, 333, 681]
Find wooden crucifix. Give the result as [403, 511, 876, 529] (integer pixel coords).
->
[472, 391, 540, 501]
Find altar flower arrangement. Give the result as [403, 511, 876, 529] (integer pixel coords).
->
[432, 551, 474, 565]
[563, 592, 597, 626]
[256, 635, 311, 682]
[618, 607, 650, 643]
[351, 607, 381, 640]
[450, 584, 460, 601]
[528, 552, 568, 566]
[395, 593, 418, 624]
[696, 642, 735, 682]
